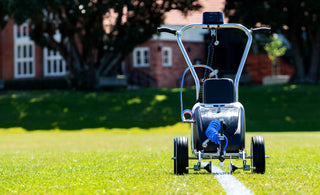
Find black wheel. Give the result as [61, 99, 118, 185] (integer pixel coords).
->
[173, 137, 177, 174]
[251, 135, 265, 174]
[174, 136, 188, 175]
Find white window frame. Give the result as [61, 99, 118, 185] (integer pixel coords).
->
[14, 23, 35, 78]
[43, 48, 67, 77]
[162, 47, 172, 67]
[133, 47, 150, 67]
[43, 30, 67, 77]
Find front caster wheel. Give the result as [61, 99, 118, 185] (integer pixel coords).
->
[251, 135, 265, 174]
[173, 136, 188, 175]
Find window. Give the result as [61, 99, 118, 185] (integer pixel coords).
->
[14, 23, 35, 78]
[43, 48, 67, 77]
[133, 47, 150, 67]
[43, 31, 67, 77]
[162, 47, 172, 67]
[41, 12, 67, 77]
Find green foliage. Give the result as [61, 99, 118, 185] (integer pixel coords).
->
[4, 78, 69, 90]
[0, 0, 9, 28]
[264, 35, 287, 61]
[224, 0, 320, 31]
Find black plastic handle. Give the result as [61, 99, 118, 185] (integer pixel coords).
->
[251, 27, 271, 33]
[157, 27, 177, 35]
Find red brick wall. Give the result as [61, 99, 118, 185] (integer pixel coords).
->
[35, 45, 43, 78]
[0, 20, 45, 80]
[126, 40, 206, 88]
[246, 54, 295, 84]
[156, 41, 206, 87]
[124, 41, 158, 87]
[0, 20, 14, 80]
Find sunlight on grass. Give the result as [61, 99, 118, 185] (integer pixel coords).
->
[29, 97, 44, 103]
[154, 94, 167, 102]
[11, 94, 18, 99]
[63, 107, 69, 113]
[0, 124, 223, 194]
[0, 85, 319, 193]
[84, 92, 97, 99]
[0, 126, 319, 194]
[127, 97, 142, 105]
[241, 132, 320, 194]
[150, 94, 167, 106]
[285, 115, 292, 122]
[19, 111, 27, 119]
[283, 84, 297, 91]
[98, 116, 107, 121]
[0, 85, 319, 130]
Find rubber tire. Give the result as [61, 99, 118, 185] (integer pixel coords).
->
[173, 137, 177, 174]
[174, 136, 189, 175]
[251, 135, 265, 174]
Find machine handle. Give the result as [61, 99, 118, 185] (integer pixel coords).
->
[251, 27, 271, 33]
[157, 27, 177, 35]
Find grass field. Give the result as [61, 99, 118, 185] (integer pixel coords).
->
[0, 84, 320, 194]
[0, 84, 319, 131]
[0, 125, 319, 194]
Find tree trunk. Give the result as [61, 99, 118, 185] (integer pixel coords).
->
[65, 40, 99, 90]
[308, 37, 320, 83]
[290, 34, 305, 82]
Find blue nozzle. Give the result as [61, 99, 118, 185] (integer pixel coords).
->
[205, 120, 228, 152]
[206, 120, 221, 144]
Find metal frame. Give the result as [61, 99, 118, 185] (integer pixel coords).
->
[175, 23, 253, 102]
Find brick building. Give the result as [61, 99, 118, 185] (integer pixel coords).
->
[0, 20, 67, 89]
[0, 0, 295, 89]
[124, 0, 228, 88]
[124, 25, 207, 88]
[123, 0, 295, 87]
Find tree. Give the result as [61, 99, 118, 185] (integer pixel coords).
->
[224, 0, 320, 83]
[0, 0, 9, 28]
[2, 0, 201, 89]
[264, 34, 287, 76]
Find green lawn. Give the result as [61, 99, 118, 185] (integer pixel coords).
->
[0, 84, 320, 194]
[240, 84, 320, 132]
[0, 84, 319, 131]
[0, 125, 319, 194]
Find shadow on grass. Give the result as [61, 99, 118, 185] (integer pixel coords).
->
[0, 84, 319, 131]
[240, 84, 320, 132]
[0, 88, 195, 130]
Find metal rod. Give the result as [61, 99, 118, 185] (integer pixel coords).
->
[176, 32, 200, 100]
[176, 23, 253, 102]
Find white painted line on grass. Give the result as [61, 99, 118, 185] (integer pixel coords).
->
[211, 165, 253, 195]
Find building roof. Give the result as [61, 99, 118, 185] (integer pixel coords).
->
[164, 0, 226, 25]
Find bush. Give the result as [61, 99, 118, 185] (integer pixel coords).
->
[4, 78, 70, 90]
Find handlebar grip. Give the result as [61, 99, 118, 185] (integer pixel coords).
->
[157, 27, 177, 35]
[251, 27, 271, 33]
